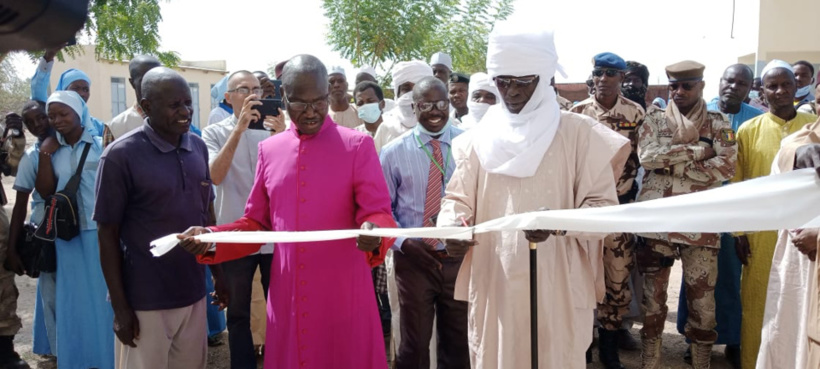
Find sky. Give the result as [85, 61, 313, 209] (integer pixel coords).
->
[13, 0, 759, 94]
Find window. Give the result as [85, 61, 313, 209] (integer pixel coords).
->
[189, 83, 200, 128]
[210, 84, 219, 111]
[110, 78, 127, 117]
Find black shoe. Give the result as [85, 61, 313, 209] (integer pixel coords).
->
[207, 335, 223, 347]
[597, 328, 625, 369]
[617, 328, 640, 351]
[0, 336, 28, 369]
[0, 357, 29, 369]
[725, 344, 741, 369]
[683, 344, 692, 364]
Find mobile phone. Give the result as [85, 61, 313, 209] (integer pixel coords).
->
[249, 98, 281, 130]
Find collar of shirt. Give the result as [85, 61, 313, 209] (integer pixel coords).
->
[766, 111, 801, 126]
[287, 115, 334, 140]
[142, 121, 193, 153]
[219, 101, 234, 115]
[56, 127, 95, 148]
[413, 124, 454, 148]
[134, 102, 146, 118]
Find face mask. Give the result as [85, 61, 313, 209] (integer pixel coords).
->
[748, 91, 760, 100]
[466, 101, 491, 122]
[416, 117, 452, 136]
[396, 93, 417, 128]
[796, 84, 812, 98]
[357, 102, 382, 124]
[620, 85, 647, 108]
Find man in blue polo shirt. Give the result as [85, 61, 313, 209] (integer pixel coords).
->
[94, 67, 223, 369]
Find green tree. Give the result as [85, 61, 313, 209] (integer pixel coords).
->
[323, 0, 514, 82]
[0, 58, 31, 117]
[34, 0, 179, 66]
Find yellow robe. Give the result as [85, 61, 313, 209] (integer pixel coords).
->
[733, 111, 817, 369]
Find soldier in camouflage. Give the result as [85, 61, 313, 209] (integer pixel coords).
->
[571, 52, 646, 369]
[635, 61, 737, 369]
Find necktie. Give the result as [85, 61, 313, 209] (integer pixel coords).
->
[422, 139, 443, 249]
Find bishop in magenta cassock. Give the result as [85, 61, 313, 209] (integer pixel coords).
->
[178, 55, 395, 369]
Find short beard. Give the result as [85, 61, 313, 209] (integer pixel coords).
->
[621, 85, 647, 109]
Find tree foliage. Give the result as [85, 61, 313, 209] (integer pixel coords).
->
[323, 0, 514, 81]
[0, 58, 32, 116]
[34, 0, 179, 66]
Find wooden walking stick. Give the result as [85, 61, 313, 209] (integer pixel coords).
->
[529, 240, 538, 369]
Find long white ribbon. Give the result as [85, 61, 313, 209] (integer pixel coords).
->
[150, 169, 820, 257]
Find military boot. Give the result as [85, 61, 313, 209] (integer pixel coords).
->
[597, 328, 625, 369]
[0, 336, 29, 369]
[691, 342, 713, 369]
[640, 336, 662, 369]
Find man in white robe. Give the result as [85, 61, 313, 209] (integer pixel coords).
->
[373, 61, 432, 152]
[437, 19, 630, 369]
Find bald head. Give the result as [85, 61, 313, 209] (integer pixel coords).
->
[412, 76, 447, 102]
[725, 64, 753, 81]
[141, 67, 188, 102]
[227, 70, 255, 90]
[129, 55, 162, 100]
[281, 55, 328, 96]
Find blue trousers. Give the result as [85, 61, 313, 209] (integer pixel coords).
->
[222, 253, 273, 369]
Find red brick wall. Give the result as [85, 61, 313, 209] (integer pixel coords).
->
[555, 84, 669, 108]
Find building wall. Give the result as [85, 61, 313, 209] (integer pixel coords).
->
[745, 0, 820, 75]
[46, 45, 227, 128]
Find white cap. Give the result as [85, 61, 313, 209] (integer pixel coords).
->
[359, 66, 377, 78]
[429, 52, 453, 70]
[761, 59, 794, 79]
[329, 65, 346, 77]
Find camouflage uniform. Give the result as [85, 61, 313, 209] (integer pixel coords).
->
[636, 105, 737, 345]
[571, 95, 646, 330]
[0, 135, 26, 337]
[556, 94, 573, 111]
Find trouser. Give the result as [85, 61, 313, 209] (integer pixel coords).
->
[115, 298, 207, 369]
[372, 264, 392, 360]
[597, 232, 636, 330]
[204, 266, 226, 338]
[221, 253, 273, 369]
[638, 239, 718, 343]
[0, 208, 20, 337]
[394, 251, 469, 369]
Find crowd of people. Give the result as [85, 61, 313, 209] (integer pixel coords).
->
[0, 17, 818, 369]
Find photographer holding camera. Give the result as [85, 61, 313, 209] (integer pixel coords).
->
[201, 70, 285, 368]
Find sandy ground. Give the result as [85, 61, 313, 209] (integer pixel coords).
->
[1, 149, 732, 368]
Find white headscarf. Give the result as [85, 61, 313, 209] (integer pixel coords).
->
[392, 60, 432, 92]
[473, 20, 562, 178]
[762, 59, 794, 79]
[466, 72, 498, 124]
[46, 90, 93, 142]
[359, 66, 377, 78]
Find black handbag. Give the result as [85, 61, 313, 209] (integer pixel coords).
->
[35, 143, 91, 242]
[14, 223, 56, 278]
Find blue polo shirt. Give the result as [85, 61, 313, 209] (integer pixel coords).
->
[93, 122, 212, 311]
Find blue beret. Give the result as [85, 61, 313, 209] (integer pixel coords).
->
[593, 52, 626, 70]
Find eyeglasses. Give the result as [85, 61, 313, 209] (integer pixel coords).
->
[669, 81, 701, 91]
[416, 100, 450, 112]
[592, 68, 622, 78]
[493, 75, 539, 89]
[284, 96, 329, 112]
[228, 87, 265, 95]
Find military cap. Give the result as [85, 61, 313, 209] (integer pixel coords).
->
[592, 52, 626, 70]
[449, 72, 470, 84]
[666, 60, 705, 82]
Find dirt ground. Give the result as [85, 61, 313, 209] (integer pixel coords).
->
[2, 155, 732, 369]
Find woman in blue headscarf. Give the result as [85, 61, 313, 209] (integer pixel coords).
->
[36, 90, 114, 369]
[31, 61, 106, 136]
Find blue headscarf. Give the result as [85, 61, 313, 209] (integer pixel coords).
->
[210, 75, 229, 100]
[652, 97, 667, 109]
[55, 69, 91, 91]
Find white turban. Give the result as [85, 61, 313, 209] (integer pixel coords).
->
[761, 59, 794, 79]
[468, 72, 498, 99]
[463, 72, 499, 126]
[391, 60, 432, 92]
[473, 19, 562, 178]
[359, 66, 377, 78]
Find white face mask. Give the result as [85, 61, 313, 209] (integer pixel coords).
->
[396, 93, 417, 128]
[466, 101, 492, 123]
[796, 84, 813, 98]
[357, 102, 382, 124]
[748, 91, 760, 100]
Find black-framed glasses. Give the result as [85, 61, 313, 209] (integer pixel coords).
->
[669, 81, 701, 91]
[416, 100, 449, 112]
[592, 68, 622, 78]
[228, 87, 264, 95]
[284, 96, 329, 112]
[493, 75, 539, 89]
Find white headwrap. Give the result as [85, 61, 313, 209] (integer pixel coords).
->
[329, 65, 346, 77]
[429, 52, 452, 70]
[359, 66, 377, 78]
[47, 90, 93, 141]
[761, 59, 794, 79]
[473, 20, 562, 178]
[391, 60, 432, 92]
[466, 72, 498, 124]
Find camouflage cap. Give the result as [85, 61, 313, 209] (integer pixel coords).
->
[666, 60, 705, 82]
